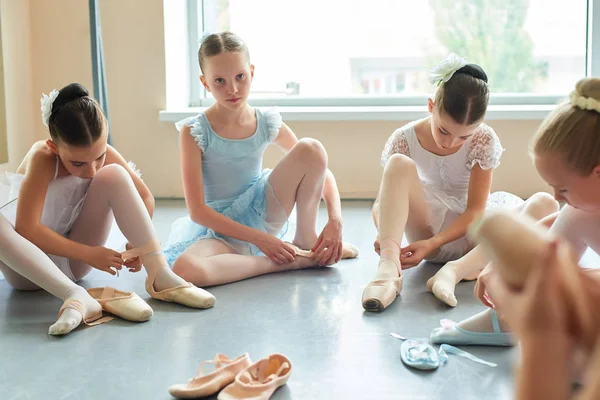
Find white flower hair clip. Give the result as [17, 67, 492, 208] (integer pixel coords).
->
[570, 91, 600, 113]
[428, 53, 468, 86]
[40, 89, 59, 127]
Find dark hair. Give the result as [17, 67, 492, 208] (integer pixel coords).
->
[47, 83, 106, 146]
[198, 32, 250, 73]
[435, 64, 490, 125]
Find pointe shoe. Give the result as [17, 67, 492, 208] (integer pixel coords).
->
[362, 277, 403, 312]
[286, 242, 359, 260]
[145, 269, 216, 309]
[218, 354, 292, 400]
[121, 239, 216, 309]
[363, 237, 402, 312]
[50, 299, 113, 336]
[87, 287, 153, 322]
[169, 353, 252, 399]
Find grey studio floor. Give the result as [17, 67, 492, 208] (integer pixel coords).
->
[2, 200, 596, 400]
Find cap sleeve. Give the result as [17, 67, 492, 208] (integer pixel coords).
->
[176, 115, 206, 151]
[381, 127, 411, 166]
[467, 124, 503, 170]
[263, 108, 283, 142]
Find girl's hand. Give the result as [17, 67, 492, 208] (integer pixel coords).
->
[123, 242, 143, 273]
[86, 246, 123, 276]
[474, 263, 495, 308]
[374, 236, 381, 255]
[255, 234, 296, 265]
[483, 240, 569, 341]
[400, 239, 435, 268]
[312, 218, 343, 266]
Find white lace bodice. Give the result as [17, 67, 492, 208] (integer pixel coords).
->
[381, 119, 503, 213]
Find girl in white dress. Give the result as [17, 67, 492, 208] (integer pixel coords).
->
[0, 83, 213, 336]
[362, 54, 558, 312]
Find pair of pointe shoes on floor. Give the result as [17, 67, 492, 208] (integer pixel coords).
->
[169, 353, 292, 400]
[54, 239, 216, 333]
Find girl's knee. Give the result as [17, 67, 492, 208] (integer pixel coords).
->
[172, 257, 207, 285]
[528, 192, 560, 215]
[171, 259, 186, 277]
[3, 272, 40, 291]
[384, 154, 416, 176]
[94, 163, 130, 184]
[294, 138, 327, 169]
[0, 213, 14, 237]
[69, 264, 92, 282]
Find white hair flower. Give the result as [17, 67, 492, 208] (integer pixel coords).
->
[428, 53, 468, 86]
[40, 89, 59, 127]
[127, 160, 143, 179]
[570, 91, 600, 113]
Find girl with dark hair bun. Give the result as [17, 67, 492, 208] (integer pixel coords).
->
[0, 83, 215, 337]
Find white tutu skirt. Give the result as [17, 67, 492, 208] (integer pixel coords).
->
[423, 188, 524, 263]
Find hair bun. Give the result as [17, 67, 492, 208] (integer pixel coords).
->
[53, 83, 89, 111]
[576, 77, 600, 103]
[456, 64, 488, 83]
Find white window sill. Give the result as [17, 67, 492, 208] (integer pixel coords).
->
[159, 105, 556, 123]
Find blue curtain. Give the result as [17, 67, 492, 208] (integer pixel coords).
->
[89, 0, 112, 144]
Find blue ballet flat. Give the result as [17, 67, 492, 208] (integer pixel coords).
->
[430, 309, 515, 347]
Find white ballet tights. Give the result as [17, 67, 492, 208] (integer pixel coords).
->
[427, 192, 559, 307]
[0, 163, 213, 335]
[0, 214, 102, 335]
[67, 164, 189, 293]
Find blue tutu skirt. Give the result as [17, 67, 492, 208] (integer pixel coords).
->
[164, 169, 288, 265]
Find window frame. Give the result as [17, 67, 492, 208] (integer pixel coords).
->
[161, 0, 600, 121]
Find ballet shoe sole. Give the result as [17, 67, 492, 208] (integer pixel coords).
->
[362, 294, 399, 312]
[363, 298, 385, 312]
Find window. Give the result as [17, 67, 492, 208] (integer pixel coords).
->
[185, 0, 591, 108]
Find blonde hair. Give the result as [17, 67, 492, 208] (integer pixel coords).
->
[533, 77, 600, 175]
[198, 32, 250, 73]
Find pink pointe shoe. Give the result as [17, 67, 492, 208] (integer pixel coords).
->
[361, 277, 403, 312]
[286, 242, 359, 260]
[121, 239, 216, 309]
[168, 353, 252, 399]
[218, 354, 292, 400]
[362, 238, 403, 312]
[87, 287, 153, 322]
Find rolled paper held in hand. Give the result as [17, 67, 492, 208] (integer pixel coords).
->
[467, 210, 548, 289]
[467, 209, 597, 349]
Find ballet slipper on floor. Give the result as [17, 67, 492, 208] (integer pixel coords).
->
[286, 241, 359, 260]
[169, 353, 252, 399]
[122, 239, 216, 309]
[218, 354, 292, 400]
[430, 310, 514, 347]
[50, 299, 113, 336]
[87, 287, 153, 322]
